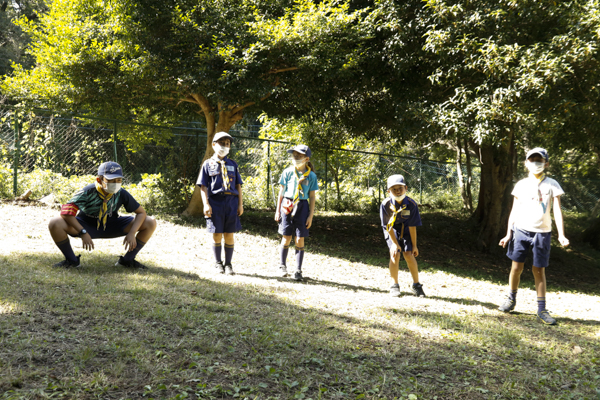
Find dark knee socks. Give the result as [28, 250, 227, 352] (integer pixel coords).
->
[225, 244, 234, 265]
[213, 243, 222, 263]
[123, 240, 146, 262]
[509, 290, 517, 302]
[280, 244, 290, 266]
[55, 238, 78, 263]
[295, 246, 305, 271]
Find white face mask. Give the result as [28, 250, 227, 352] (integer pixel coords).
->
[214, 144, 230, 158]
[105, 182, 121, 194]
[391, 193, 406, 203]
[292, 158, 307, 167]
[526, 160, 545, 174]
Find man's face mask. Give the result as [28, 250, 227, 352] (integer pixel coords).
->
[526, 160, 545, 174]
[104, 181, 121, 194]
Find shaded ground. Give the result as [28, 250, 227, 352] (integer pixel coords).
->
[0, 202, 599, 399]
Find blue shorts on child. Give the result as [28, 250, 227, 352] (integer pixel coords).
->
[506, 227, 551, 268]
[278, 199, 310, 237]
[69, 215, 134, 239]
[384, 227, 414, 253]
[206, 194, 242, 234]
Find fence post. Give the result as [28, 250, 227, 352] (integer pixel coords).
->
[266, 141, 271, 206]
[12, 113, 21, 196]
[419, 159, 423, 204]
[113, 121, 118, 163]
[325, 149, 328, 211]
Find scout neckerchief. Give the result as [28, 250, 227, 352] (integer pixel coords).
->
[292, 165, 311, 205]
[95, 181, 114, 230]
[529, 172, 548, 212]
[386, 198, 407, 238]
[216, 157, 231, 191]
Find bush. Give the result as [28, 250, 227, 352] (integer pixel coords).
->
[124, 173, 192, 215]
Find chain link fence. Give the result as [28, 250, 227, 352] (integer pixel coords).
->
[2, 106, 597, 213]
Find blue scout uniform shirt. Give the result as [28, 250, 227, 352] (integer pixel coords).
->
[279, 166, 319, 199]
[67, 184, 140, 222]
[380, 195, 422, 239]
[198, 155, 243, 196]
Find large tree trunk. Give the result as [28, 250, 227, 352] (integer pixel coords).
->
[471, 133, 515, 251]
[464, 138, 473, 210]
[182, 98, 246, 216]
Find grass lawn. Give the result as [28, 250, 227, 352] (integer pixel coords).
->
[0, 203, 599, 399]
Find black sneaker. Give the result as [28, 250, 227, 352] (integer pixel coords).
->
[498, 297, 516, 312]
[293, 270, 303, 281]
[53, 255, 81, 269]
[411, 283, 426, 297]
[224, 264, 235, 275]
[215, 261, 225, 274]
[115, 256, 148, 270]
[279, 264, 288, 277]
[537, 310, 557, 325]
[389, 283, 401, 297]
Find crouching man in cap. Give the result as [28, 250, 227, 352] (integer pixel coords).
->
[48, 161, 157, 269]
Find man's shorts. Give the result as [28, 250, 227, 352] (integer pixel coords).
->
[506, 227, 551, 268]
[69, 215, 134, 239]
[206, 194, 242, 234]
[278, 199, 310, 237]
[383, 227, 413, 253]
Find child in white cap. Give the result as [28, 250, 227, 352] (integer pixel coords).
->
[380, 174, 425, 297]
[498, 147, 569, 325]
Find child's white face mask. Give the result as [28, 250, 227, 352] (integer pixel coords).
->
[526, 160, 545, 174]
[292, 158, 307, 167]
[214, 143, 230, 158]
[391, 193, 406, 203]
[105, 182, 121, 194]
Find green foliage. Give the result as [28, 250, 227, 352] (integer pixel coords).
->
[124, 173, 193, 215]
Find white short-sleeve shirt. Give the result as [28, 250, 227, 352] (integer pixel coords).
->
[511, 175, 564, 233]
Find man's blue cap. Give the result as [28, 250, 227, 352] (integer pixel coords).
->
[526, 147, 549, 161]
[213, 131, 234, 143]
[98, 161, 124, 179]
[387, 174, 406, 189]
[287, 144, 312, 158]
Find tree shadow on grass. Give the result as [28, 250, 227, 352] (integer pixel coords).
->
[0, 252, 599, 399]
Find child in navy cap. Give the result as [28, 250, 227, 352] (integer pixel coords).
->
[198, 132, 244, 275]
[380, 174, 425, 297]
[274, 145, 319, 281]
[498, 147, 569, 325]
[48, 161, 157, 269]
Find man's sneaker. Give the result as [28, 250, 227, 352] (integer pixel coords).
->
[279, 264, 288, 277]
[389, 283, 401, 297]
[215, 261, 225, 274]
[537, 310, 557, 325]
[498, 297, 516, 312]
[411, 283, 426, 297]
[52, 255, 81, 269]
[293, 270, 303, 281]
[224, 264, 235, 275]
[115, 256, 148, 270]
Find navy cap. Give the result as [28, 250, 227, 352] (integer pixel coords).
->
[213, 131, 234, 143]
[287, 144, 312, 158]
[526, 147, 549, 161]
[98, 161, 124, 179]
[387, 174, 406, 189]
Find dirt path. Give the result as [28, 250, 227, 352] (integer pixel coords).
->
[1, 202, 598, 327]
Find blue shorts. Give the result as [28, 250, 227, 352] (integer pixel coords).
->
[384, 227, 413, 253]
[278, 199, 310, 238]
[206, 194, 242, 234]
[69, 215, 134, 239]
[506, 228, 551, 268]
